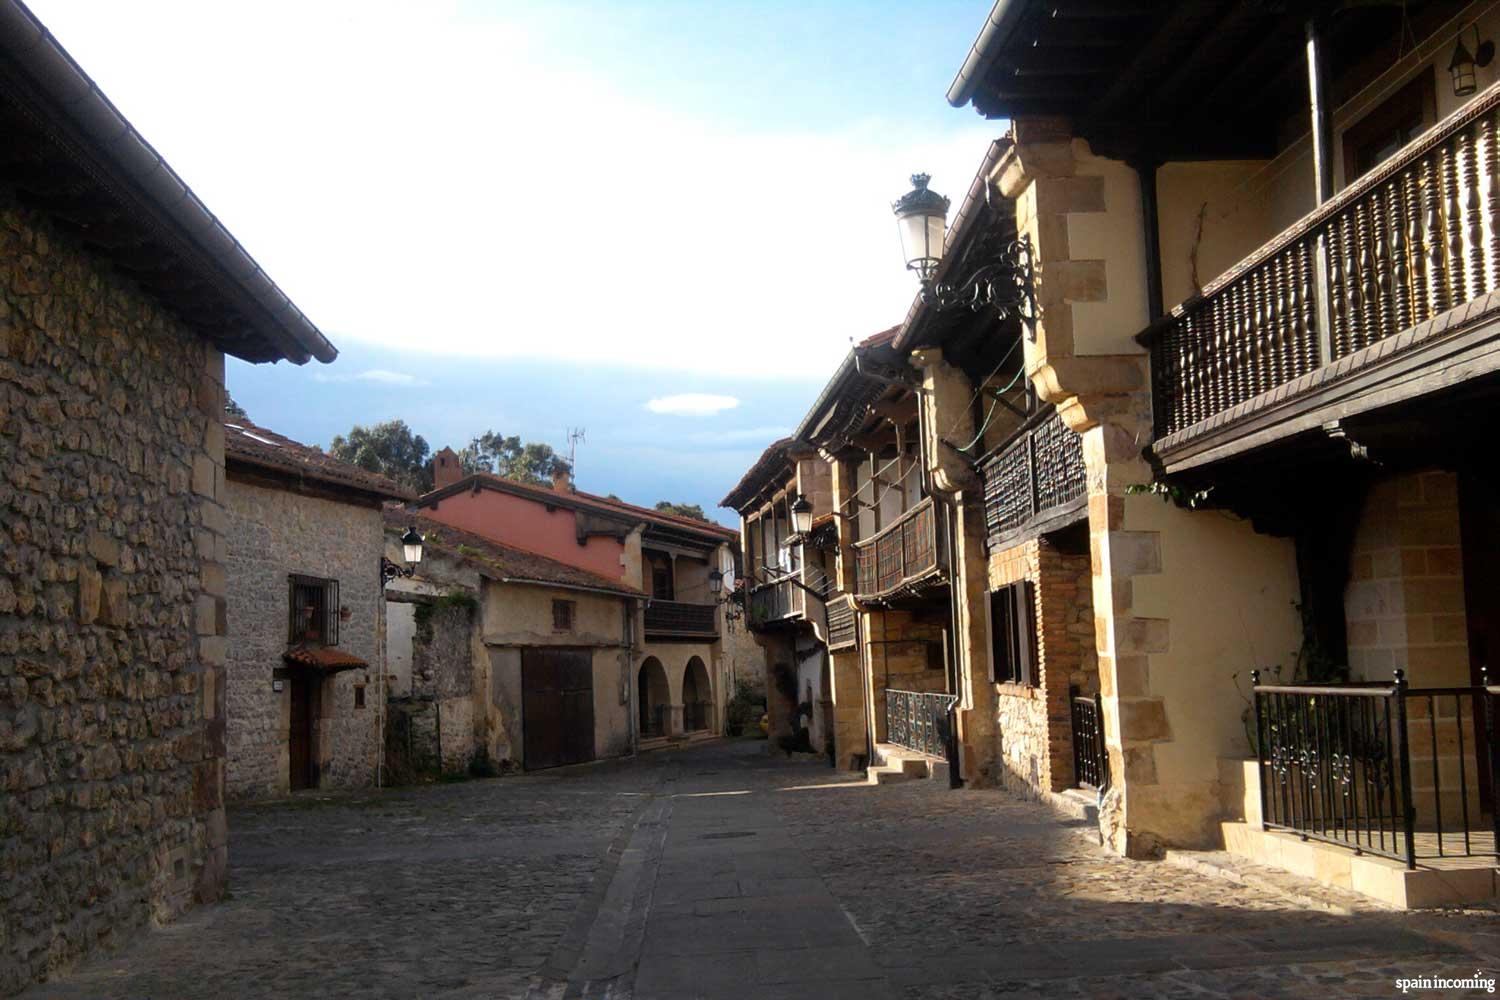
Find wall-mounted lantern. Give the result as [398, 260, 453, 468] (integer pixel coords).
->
[708, 568, 724, 596]
[382, 526, 424, 583]
[790, 494, 814, 535]
[1450, 24, 1494, 97]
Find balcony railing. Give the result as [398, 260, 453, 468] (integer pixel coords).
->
[853, 497, 946, 600]
[748, 577, 803, 629]
[1148, 79, 1500, 452]
[643, 600, 718, 638]
[1252, 671, 1499, 869]
[980, 410, 1087, 546]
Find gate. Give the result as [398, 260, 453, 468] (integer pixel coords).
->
[522, 647, 596, 770]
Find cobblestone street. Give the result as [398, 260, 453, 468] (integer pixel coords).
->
[27, 740, 1500, 999]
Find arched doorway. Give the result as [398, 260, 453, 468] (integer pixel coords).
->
[682, 656, 711, 732]
[638, 657, 670, 737]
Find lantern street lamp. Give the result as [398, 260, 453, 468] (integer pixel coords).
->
[892, 173, 1036, 334]
[1450, 24, 1494, 97]
[790, 494, 814, 535]
[708, 568, 724, 596]
[382, 526, 424, 583]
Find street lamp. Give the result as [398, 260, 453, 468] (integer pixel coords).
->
[1450, 24, 1494, 97]
[790, 495, 814, 535]
[382, 526, 424, 583]
[892, 173, 1036, 334]
[708, 569, 724, 596]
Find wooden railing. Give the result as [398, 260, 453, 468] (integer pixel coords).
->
[643, 600, 718, 638]
[979, 409, 1087, 545]
[853, 497, 945, 600]
[748, 577, 803, 628]
[1148, 79, 1500, 443]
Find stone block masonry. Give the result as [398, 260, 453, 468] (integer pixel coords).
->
[0, 188, 229, 991]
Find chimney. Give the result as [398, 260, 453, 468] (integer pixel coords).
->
[551, 467, 572, 493]
[432, 446, 462, 491]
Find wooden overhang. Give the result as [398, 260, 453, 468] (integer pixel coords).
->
[0, 0, 336, 364]
[946, 0, 1472, 162]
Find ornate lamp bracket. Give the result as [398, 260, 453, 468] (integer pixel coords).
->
[919, 235, 1038, 339]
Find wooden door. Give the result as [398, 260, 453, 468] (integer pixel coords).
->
[522, 648, 595, 770]
[288, 673, 319, 790]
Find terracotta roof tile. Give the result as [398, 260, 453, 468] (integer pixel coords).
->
[389, 509, 644, 597]
[282, 645, 369, 673]
[226, 419, 415, 501]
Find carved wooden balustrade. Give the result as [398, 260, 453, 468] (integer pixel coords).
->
[853, 497, 946, 601]
[980, 409, 1088, 546]
[643, 600, 719, 638]
[748, 577, 803, 630]
[1148, 79, 1500, 451]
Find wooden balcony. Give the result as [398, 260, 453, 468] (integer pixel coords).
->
[1146, 79, 1500, 474]
[853, 497, 947, 602]
[643, 600, 718, 639]
[979, 409, 1087, 548]
[748, 577, 803, 630]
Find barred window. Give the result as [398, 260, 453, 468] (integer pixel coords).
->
[552, 599, 575, 632]
[989, 580, 1036, 686]
[289, 575, 339, 646]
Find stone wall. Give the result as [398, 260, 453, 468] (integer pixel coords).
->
[863, 608, 948, 743]
[223, 480, 383, 799]
[0, 188, 229, 991]
[385, 601, 480, 780]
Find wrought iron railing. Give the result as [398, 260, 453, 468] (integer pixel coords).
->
[825, 596, 857, 650]
[1148, 79, 1500, 444]
[853, 497, 945, 600]
[1252, 670, 1500, 869]
[980, 410, 1087, 545]
[748, 577, 802, 628]
[1070, 687, 1108, 790]
[643, 600, 718, 637]
[884, 688, 959, 762]
[683, 700, 712, 732]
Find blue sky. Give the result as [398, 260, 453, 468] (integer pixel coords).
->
[28, 1, 1002, 527]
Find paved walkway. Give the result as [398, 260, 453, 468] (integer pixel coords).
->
[26, 740, 1500, 999]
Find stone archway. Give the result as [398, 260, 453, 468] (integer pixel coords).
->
[682, 656, 711, 732]
[638, 657, 670, 738]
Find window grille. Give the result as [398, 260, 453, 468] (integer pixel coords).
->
[552, 599, 575, 632]
[288, 575, 339, 645]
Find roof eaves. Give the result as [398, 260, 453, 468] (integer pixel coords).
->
[946, 0, 1031, 110]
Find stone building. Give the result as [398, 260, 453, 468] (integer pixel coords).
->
[222, 419, 412, 799]
[408, 465, 740, 765]
[383, 511, 648, 776]
[0, 3, 337, 990]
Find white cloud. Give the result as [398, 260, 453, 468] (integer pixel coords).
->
[312, 369, 429, 387]
[645, 394, 741, 417]
[25, 0, 999, 378]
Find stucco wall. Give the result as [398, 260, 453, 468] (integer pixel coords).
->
[0, 188, 230, 991]
[224, 480, 384, 799]
[422, 487, 628, 583]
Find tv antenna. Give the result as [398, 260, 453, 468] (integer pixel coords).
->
[566, 427, 586, 481]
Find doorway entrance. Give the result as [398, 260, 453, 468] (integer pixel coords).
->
[288, 672, 319, 791]
[522, 647, 596, 770]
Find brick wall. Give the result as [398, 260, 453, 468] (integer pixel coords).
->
[0, 189, 228, 991]
[986, 535, 1095, 796]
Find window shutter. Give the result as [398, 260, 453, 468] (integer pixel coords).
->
[325, 578, 340, 646]
[287, 577, 298, 644]
[1016, 580, 1037, 687]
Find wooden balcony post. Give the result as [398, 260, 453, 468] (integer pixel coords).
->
[1306, 18, 1336, 366]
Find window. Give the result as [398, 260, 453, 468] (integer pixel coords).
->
[354, 685, 366, 710]
[1343, 70, 1435, 183]
[651, 562, 673, 600]
[989, 580, 1037, 686]
[288, 575, 339, 645]
[552, 599, 575, 632]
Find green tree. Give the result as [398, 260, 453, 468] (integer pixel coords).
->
[655, 501, 708, 521]
[458, 430, 571, 486]
[329, 419, 432, 493]
[224, 394, 248, 420]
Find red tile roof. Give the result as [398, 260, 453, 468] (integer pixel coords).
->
[857, 324, 901, 348]
[282, 645, 369, 673]
[389, 509, 644, 597]
[719, 437, 795, 511]
[225, 419, 415, 502]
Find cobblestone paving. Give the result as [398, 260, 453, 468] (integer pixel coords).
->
[26, 740, 1500, 999]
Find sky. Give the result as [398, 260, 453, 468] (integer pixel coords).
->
[27, 0, 1002, 526]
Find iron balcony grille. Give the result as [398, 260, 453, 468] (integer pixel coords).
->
[853, 497, 947, 601]
[1148, 78, 1500, 448]
[979, 409, 1087, 547]
[1069, 687, 1109, 790]
[643, 600, 719, 638]
[884, 688, 959, 761]
[1252, 673, 1500, 869]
